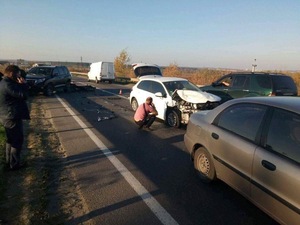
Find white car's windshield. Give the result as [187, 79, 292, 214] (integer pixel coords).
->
[163, 80, 200, 95]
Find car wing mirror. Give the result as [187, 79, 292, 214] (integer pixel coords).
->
[154, 92, 164, 97]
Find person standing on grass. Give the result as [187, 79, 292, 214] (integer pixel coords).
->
[0, 65, 30, 170]
[134, 97, 158, 130]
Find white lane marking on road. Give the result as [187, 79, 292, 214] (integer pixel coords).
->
[75, 82, 129, 100]
[56, 96, 179, 225]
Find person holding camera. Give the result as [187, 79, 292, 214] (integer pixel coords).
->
[0, 65, 30, 170]
[134, 97, 158, 131]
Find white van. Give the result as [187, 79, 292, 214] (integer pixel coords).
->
[87, 62, 115, 83]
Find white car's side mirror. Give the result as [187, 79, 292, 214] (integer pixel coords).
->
[154, 92, 164, 97]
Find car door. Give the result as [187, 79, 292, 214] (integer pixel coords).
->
[227, 75, 250, 98]
[211, 103, 267, 197]
[208, 75, 234, 102]
[134, 80, 152, 106]
[251, 108, 300, 225]
[51, 67, 62, 87]
[150, 81, 168, 120]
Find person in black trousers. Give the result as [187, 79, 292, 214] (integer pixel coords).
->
[0, 65, 30, 170]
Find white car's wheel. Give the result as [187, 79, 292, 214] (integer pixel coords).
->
[167, 109, 181, 128]
[131, 98, 139, 111]
[194, 147, 216, 183]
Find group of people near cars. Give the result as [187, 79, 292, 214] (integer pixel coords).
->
[0, 65, 30, 170]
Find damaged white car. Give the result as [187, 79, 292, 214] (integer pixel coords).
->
[129, 77, 221, 127]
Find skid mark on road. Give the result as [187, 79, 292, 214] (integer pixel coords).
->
[56, 95, 179, 225]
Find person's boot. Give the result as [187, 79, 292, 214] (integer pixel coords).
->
[5, 143, 11, 166]
[10, 147, 21, 170]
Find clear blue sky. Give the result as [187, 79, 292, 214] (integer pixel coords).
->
[1, 0, 299, 70]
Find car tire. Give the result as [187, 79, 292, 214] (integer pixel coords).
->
[194, 147, 216, 183]
[64, 81, 71, 92]
[131, 98, 139, 111]
[44, 84, 54, 96]
[167, 109, 181, 128]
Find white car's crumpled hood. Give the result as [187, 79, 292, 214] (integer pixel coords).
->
[175, 90, 221, 103]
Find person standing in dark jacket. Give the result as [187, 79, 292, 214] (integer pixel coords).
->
[0, 65, 30, 170]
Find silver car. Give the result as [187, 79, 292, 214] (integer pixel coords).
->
[184, 97, 300, 225]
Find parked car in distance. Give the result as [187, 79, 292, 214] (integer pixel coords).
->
[130, 76, 221, 127]
[184, 96, 300, 225]
[200, 72, 298, 103]
[26, 65, 72, 96]
[132, 63, 162, 78]
[87, 61, 115, 83]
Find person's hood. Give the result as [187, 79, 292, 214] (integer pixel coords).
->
[174, 90, 221, 103]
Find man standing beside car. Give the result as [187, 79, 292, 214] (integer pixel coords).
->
[0, 65, 30, 170]
[134, 97, 158, 130]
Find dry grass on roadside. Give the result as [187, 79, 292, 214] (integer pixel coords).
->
[0, 97, 90, 225]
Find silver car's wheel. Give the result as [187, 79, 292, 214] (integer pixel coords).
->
[167, 109, 181, 128]
[194, 147, 216, 183]
[131, 98, 139, 111]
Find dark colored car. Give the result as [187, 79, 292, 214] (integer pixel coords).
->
[184, 96, 300, 225]
[200, 72, 298, 103]
[26, 66, 72, 96]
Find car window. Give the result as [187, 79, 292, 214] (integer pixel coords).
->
[152, 81, 166, 95]
[57, 67, 65, 75]
[53, 68, 60, 76]
[36, 67, 52, 76]
[218, 76, 233, 87]
[271, 76, 297, 91]
[62, 67, 69, 74]
[266, 109, 300, 163]
[134, 66, 162, 77]
[232, 76, 249, 88]
[216, 103, 267, 141]
[28, 67, 37, 74]
[255, 75, 272, 89]
[163, 80, 199, 94]
[137, 80, 152, 92]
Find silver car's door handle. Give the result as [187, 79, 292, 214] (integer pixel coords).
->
[261, 160, 276, 171]
[211, 133, 219, 140]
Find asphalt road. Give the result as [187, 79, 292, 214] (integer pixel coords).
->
[40, 76, 278, 225]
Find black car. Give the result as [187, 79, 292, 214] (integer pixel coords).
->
[200, 72, 298, 103]
[26, 66, 72, 96]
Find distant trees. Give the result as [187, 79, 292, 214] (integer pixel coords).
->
[163, 63, 181, 77]
[114, 49, 131, 77]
